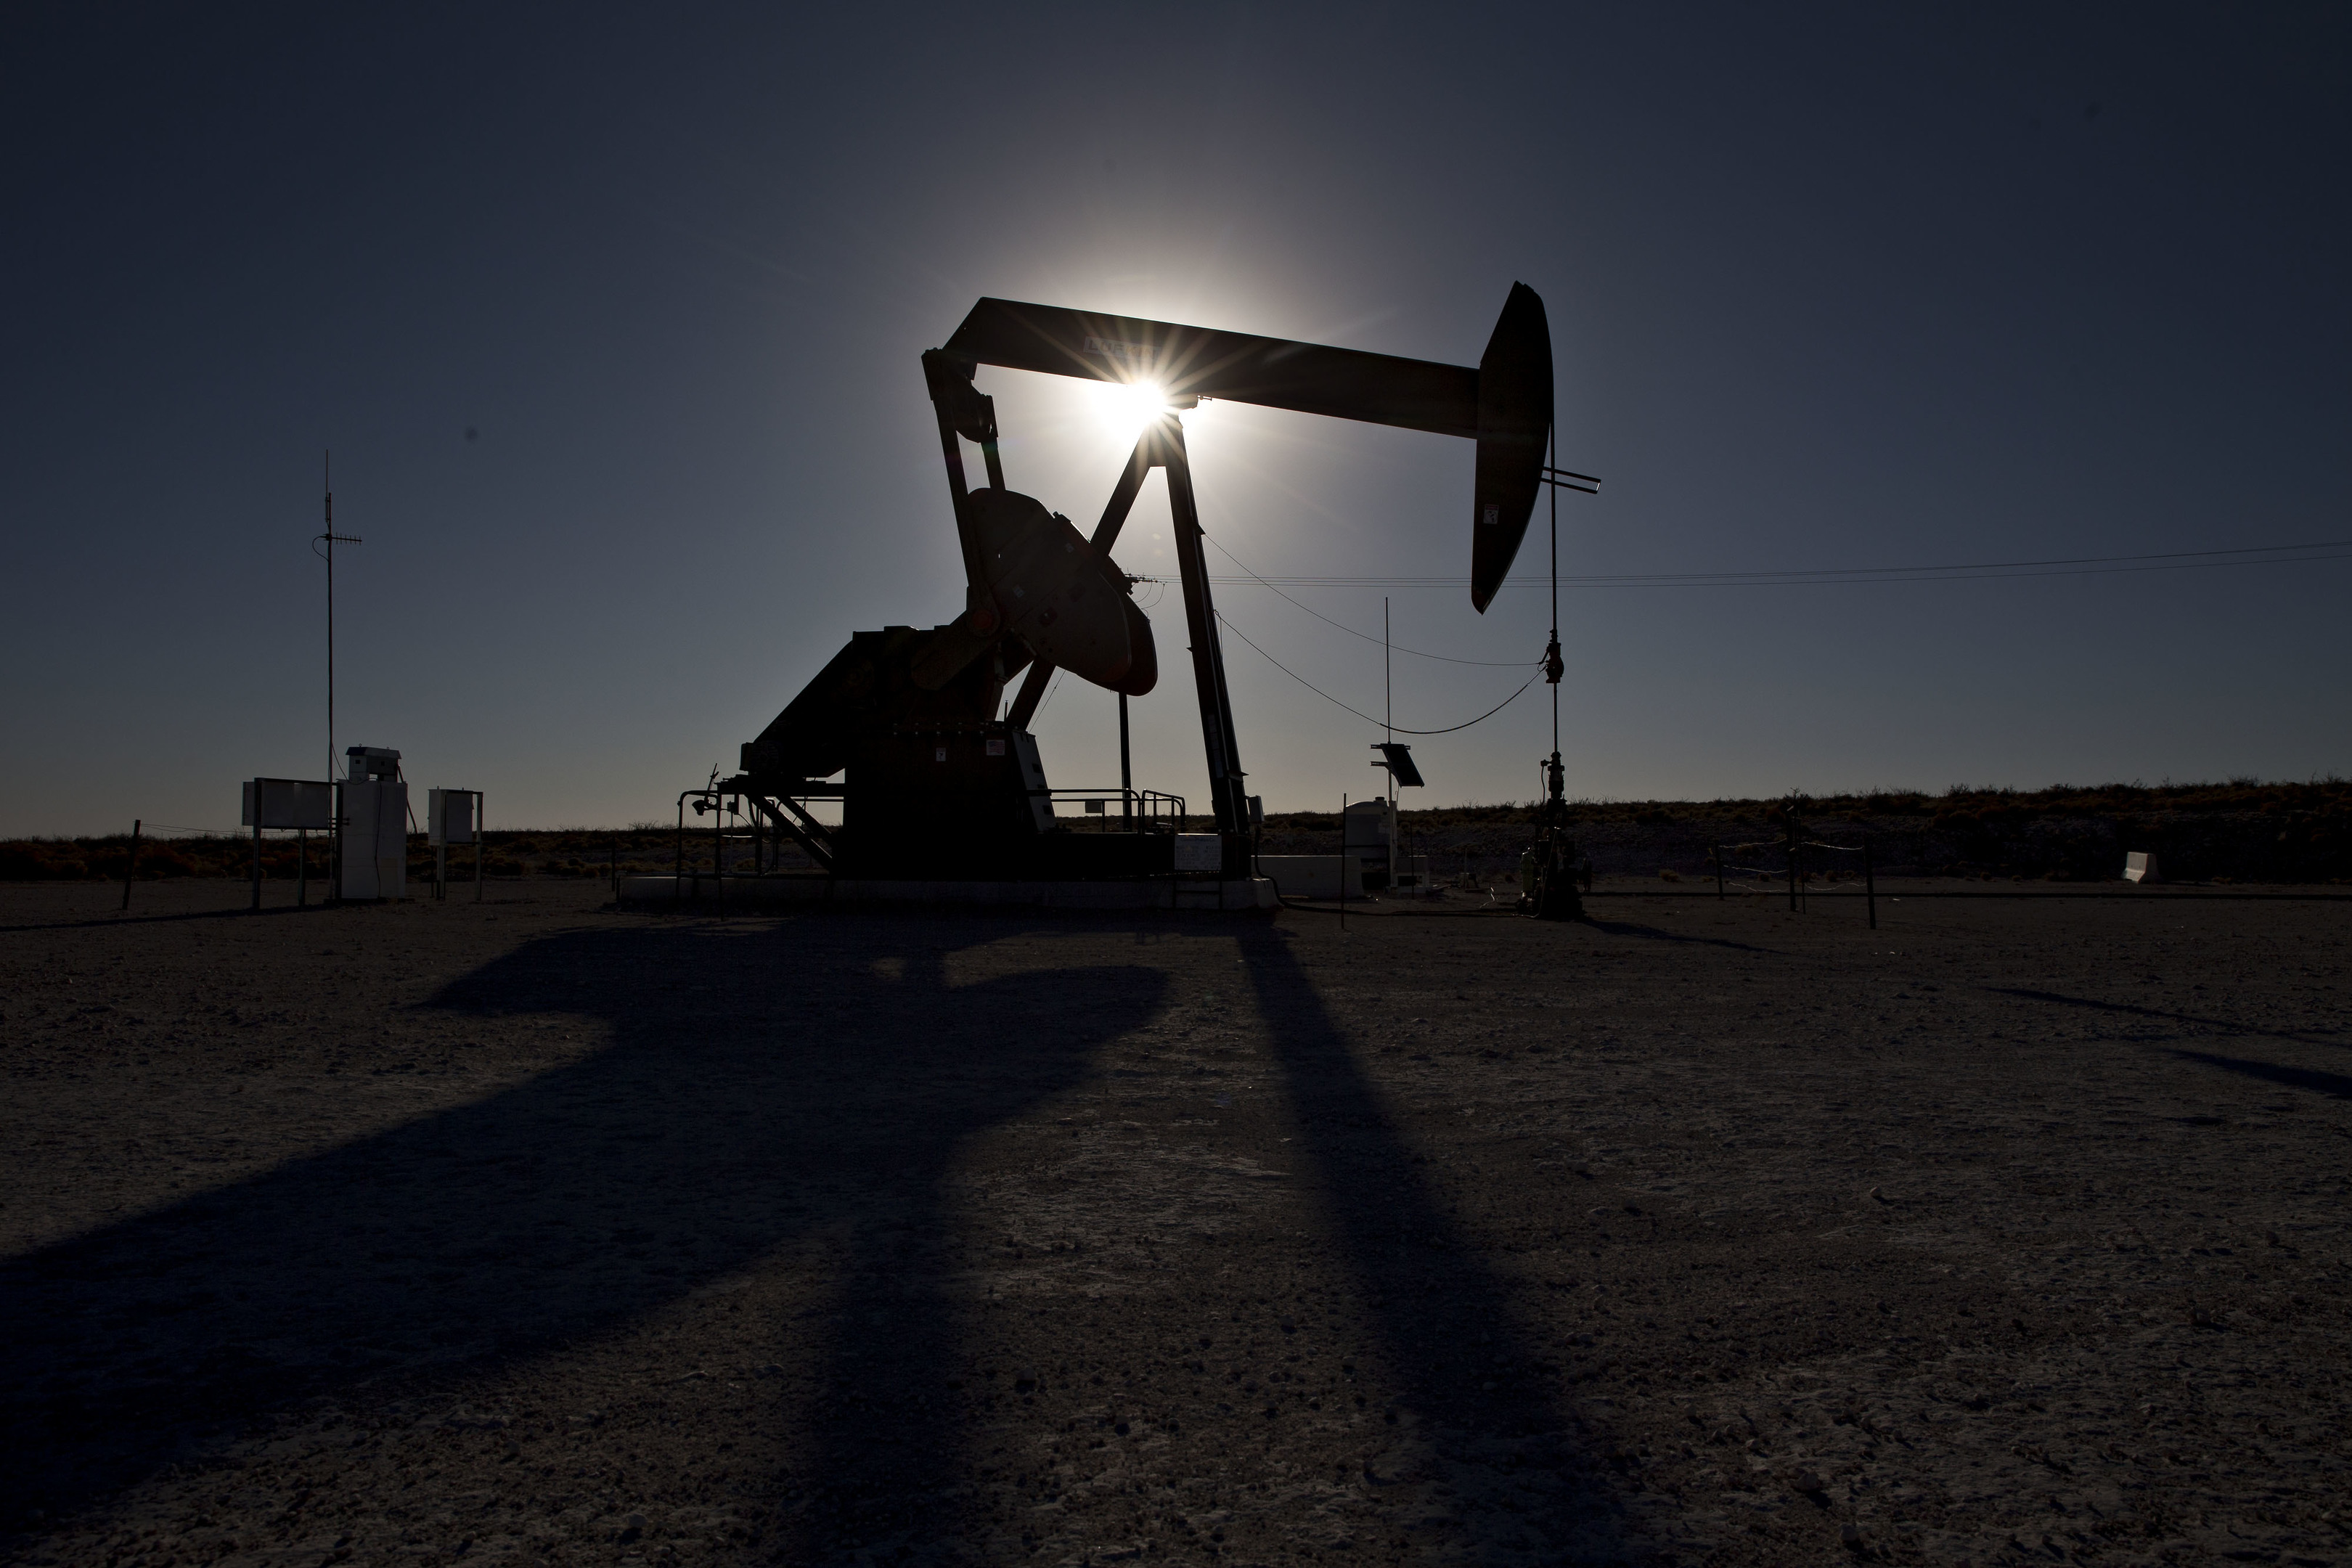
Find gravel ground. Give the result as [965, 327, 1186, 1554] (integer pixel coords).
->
[2, 879, 2348, 1568]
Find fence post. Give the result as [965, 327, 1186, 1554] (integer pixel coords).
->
[1865, 833, 1877, 930]
[121, 820, 140, 911]
[251, 807, 264, 912]
[1785, 814, 1798, 912]
[1714, 841, 1724, 901]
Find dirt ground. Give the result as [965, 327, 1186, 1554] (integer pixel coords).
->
[2, 878, 2348, 1568]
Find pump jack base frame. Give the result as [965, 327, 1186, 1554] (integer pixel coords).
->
[618, 873, 1278, 915]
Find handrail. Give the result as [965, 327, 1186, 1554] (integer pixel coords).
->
[1042, 787, 1187, 828]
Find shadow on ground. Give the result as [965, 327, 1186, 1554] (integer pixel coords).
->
[1583, 918, 1785, 956]
[2167, 1050, 2352, 1099]
[1985, 985, 2347, 1048]
[1239, 926, 1627, 1562]
[0, 917, 1156, 1551]
[4, 914, 1628, 1563]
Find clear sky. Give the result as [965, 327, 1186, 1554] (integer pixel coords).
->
[4, 4, 2346, 836]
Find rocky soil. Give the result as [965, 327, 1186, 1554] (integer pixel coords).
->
[3, 879, 2348, 1567]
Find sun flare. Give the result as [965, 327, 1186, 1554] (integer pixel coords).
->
[1095, 378, 1176, 440]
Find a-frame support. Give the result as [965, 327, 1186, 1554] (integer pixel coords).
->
[1159, 420, 1249, 835]
[1002, 414, 1247, 836]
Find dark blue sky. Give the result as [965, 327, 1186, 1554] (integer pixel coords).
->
[5, 4, 2345, 833]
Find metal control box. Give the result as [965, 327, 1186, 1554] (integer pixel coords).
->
[1173, 833, 1222, 873]
[428, 788, 478, 845]
[339, 746, 408, 900]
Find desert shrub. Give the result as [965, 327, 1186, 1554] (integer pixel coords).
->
[0, 841, 90, 879]
[137, 846, 200, 879]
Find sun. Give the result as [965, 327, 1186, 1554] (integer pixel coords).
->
[1095, 378, 1176, 440]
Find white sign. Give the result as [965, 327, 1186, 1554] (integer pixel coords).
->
[242, 778, 332, 830]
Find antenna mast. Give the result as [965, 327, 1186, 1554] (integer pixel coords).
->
[1543, 425, 1565, 810]
[314, 452, 362, 780]
[1384, 596, 1393, 806]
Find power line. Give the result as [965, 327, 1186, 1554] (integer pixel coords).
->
[1165, 533, 2345, 739]
[1567, 537, 2352, 584]
[1214, 611, 1539, 735]
[1140, 537, 2352, 590]
[1199, 531, 1535, 666]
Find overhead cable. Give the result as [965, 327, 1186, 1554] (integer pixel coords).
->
[1142, 537, 2352, 590]
[1199, 532, 1534, 667]
[1214, 612, 1539, 735]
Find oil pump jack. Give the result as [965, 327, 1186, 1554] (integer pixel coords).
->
[719, 284, 1580, 910]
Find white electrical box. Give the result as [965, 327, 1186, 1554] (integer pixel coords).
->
[341, 783, 409, 899]
[428, 788, 478, 845]
[340, 747, 408, 900]
[346, 746, 401, 782]
[1342, 799, 1395, 852]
